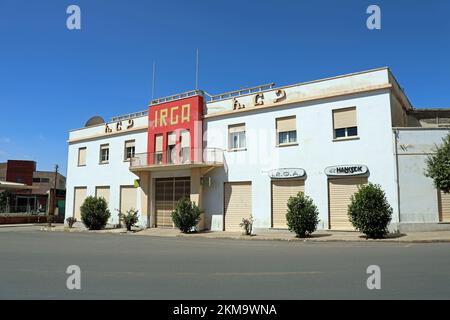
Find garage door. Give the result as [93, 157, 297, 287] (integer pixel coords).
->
[73, 187, 87, 220]
[272, 180, 305, 228]
[155, 177, 190, 228]
[439, 190, 450, 222]
[120, 186, 136, 214]
[328, 177, 368, 230]
[224, 182, 252, 231]
[95, 186, 110, 205]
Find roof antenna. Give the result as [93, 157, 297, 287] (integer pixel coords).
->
[195, 48, 199, 90]
[151, 61, 156, 101]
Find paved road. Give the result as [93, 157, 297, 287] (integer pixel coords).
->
[0, 229, 449, 299]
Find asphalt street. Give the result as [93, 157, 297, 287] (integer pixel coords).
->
[0, 228, 449, 299]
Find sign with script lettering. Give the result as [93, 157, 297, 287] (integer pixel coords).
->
[324, 165, 368, 176]
[268, 168, 306, 179]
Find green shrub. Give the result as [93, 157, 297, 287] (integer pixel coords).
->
[171, 197, 201, 233]
[80, 196, 110, 230]
[66, 217, 77, 228]
[286, 192, 319, 237]
[119, 209, 139, 231]
[425, 133, 450, 193]
[348, 183, 393, 239]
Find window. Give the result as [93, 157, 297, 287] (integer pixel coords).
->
[99, 144, 109, 163]
[167, 132, 176, 163]
[33, 178, 50, 183]
[154, 134, 163, 164]
[332, 107, 358, 139]
[78, 147, 86, 166]
[228, 124, 246, 150]
[180, 130, 190, 163]
[124, 140, 135, 161]
[276, 116, 297, 146]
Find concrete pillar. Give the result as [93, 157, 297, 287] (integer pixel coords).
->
[138, 172, 152, 228]
[190, 168, 205, 230]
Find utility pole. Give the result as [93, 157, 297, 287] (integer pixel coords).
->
[49, 164, 59, 227]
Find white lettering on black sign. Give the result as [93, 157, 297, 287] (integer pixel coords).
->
[325, 165, 368, 177]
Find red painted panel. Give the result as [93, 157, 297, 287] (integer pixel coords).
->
[147, 95, 203, 164]
[6, 160, 36, 186]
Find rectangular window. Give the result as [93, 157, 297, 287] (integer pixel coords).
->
[276, 116, 297, 146]
[78, 147, 86, 166]
[124, 140, 136, 161]
[167, 132, 176, 163]
[228, 124, 246, 150]
[99, 144, 109, 163]
[181, 130, 190, 163]
[33, 178, 50, 183]
[154, 134, 163, 164]
[332, 107, 358, 139]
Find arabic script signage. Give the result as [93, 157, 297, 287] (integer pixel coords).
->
[268, 168, 306, 179]
[324, 165, 368, 176]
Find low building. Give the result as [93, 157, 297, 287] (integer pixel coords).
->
[0, 160, 66, 214]
[65, 67, 450, 231]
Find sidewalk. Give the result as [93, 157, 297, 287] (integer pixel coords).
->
[37, 224, 450, 243]
[136, 227, 450, 243]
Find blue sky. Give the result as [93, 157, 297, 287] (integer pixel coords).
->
[0, 0, 449, 175]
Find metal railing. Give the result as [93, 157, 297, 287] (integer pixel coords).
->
[150, 90, 204, 106]
[130, 148, 224, 169]
[209, 83, 276, 102]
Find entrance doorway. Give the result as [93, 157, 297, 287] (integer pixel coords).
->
[155, 177, 190, 228]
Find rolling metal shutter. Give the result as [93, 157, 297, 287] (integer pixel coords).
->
[155, 178, 190, 228]
[271, 180, 305, 228]
[73, 187, 87, 220]
[120, 186, 136, 214]
[328, 177, 367, 230]
[333, 107, 357, 129]
[77, 148, 86, 166]
[95, 186, 110, 205]
[439, 190, 450, 222]
[224, 182, 252, 231]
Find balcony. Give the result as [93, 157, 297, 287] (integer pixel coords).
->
[130, 148, 224, 172]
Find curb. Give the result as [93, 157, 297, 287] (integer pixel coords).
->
[39, 228, 450, 244]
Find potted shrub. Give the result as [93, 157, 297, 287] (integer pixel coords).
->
[80, 196, 111, 230]
[239, 216, 253, 235]
[118, 209, 139, 231]
[286, 192, 319, 238]
[348, 183, 393, 239]
[66, 217, 77, 228]
[171, 197, 201, 233]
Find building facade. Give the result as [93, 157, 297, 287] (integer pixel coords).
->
[65, 67, 450, 231]
[0, 160, 66, 214]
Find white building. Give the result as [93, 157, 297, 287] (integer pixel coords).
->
[65, 67, 450, 232]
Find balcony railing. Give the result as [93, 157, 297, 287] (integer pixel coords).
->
[130, 148, 224, 170]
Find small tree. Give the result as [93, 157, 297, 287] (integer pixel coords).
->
[171, 197, 201, 233]
[348, 183, 393, 239]
[0, 191, 14, 213]
[286, 192, 319, 238]
[425, 133, 450, 193]
[118, 209, 139, 231]
[80, 196, 110, 230]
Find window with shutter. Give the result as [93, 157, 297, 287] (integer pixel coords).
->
[276, 116, 297, 146]
[332, 107, 358, 139]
